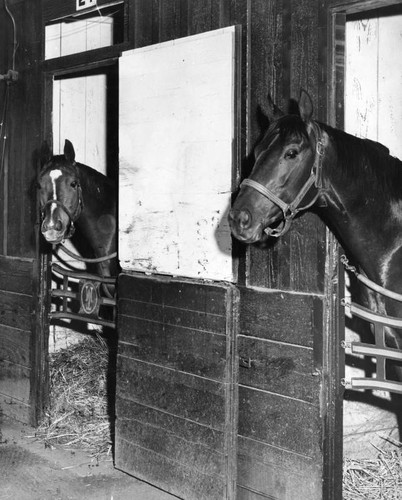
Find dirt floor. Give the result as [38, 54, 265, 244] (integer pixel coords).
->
[0, 415, 178, 500]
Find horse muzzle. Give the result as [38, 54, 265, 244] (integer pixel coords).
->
[228, 208, 265, 243]
[41, 218, 75, 244]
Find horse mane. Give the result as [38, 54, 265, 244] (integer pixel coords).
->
[321, 123, 402, 199]
[40, 154, 116, 208]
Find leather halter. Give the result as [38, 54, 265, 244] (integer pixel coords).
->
[41, 184, 83, 239]
[241, 121, 324, 238]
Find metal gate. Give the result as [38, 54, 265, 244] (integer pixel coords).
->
[341, 256, 402, 394]
[50, 262, 117, 329]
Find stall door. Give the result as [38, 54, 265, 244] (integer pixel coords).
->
[115, 26, 240, 499]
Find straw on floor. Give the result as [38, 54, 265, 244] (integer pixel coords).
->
[343, 443, 402, 500]
[35, 334, 113, 460]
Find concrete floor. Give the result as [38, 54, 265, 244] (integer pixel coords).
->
[0, 416, 178, 500]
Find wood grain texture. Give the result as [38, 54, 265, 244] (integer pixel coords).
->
[116, 273, 239, 500]
[237, 435, 322, 500]
[238, 336, 316, 402]
[238, 386, 321, 458]
[239, 286, 323, 347]
[0, 256, 35, 423]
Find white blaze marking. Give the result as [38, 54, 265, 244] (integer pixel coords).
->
[48, 169, 63, 222]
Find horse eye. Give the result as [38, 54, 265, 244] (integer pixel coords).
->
[70, 180, 78, 188]
[285, 149, 298, 160]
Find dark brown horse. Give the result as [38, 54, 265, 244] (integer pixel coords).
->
[38, 140, 118, 279]
[229, 90, 402, 412]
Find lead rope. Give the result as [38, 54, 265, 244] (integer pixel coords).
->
[55, 243, 117, 300]
[57, 243, 117, 263]
[341, 254, 402, 302]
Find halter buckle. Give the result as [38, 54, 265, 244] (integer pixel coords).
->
[316, 140, 324, 156]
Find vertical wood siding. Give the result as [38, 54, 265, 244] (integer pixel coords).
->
[0, 0, 44, 426]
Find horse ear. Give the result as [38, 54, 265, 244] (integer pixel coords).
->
[40, 141, 52, 166]
[265, 94, 284, 122]
[298, 89, 313, 123]
[64, 139, 76, 162]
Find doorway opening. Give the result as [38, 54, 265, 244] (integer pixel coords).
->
[343, 0, 401, 463]
[38, 62, 119, 460]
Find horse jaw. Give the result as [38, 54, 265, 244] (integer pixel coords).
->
[41, 229, 66, 245]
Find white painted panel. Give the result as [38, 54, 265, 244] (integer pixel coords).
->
[45, 16, 113, 60]
[345, 19, 379, 140]
[346, 14, 402, 158]
[119, 27, 236, 281]
[53, 75, 107, 174]
[45, 24, 61, 60]
[378, 14, 402, 158]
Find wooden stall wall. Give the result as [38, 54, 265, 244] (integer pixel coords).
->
[116, 1, 343, 499]
[235, 2, 342, 499]
[0, 0, 45, 426]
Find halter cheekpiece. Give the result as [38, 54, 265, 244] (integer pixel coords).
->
[41, 184, 83, 239]
[241, 121, 325, 238]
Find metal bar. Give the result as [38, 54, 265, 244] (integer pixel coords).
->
[375, 323, 386, 380]
[52, 263, 117, 284]
[51, 289, 78, 300]
[348, 342, 402, 362]
[99, 297, 116, 307]
[343, 378, 402, 394]
[343, 300, 402, 328]
[52, 288, 116, 306]
[50, 311, 115, 329]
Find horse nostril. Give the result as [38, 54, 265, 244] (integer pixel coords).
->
[238, 210, 251, 229]
[229, 209, 251, 230]
[55, 219, 62, 231]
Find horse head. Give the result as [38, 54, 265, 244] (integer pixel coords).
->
[229, 90, 324, 243]
[38, 140, 83, 244]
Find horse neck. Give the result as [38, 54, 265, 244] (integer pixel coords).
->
[318, 127, 402, 282]
[73, 164, 117, 263]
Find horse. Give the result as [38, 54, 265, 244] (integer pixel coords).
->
[229, 90, 402, 431]
[38, 139, 118, 280]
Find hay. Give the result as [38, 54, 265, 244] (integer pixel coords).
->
[35, 334, 113, 460]
[343, 443, 402, 500]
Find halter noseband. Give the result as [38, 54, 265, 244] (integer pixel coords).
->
[41, 185, 83, 239]
[241, 121, 324, 238]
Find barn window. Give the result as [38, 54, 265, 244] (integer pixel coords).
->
[45, 3, 124, 60]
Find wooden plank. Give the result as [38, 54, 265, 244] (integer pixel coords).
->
[0, 291, 33, 331]
[248, 213, 326, 292]
[159, 0, 187, 42]
[118, 398, 226, 451]
[0, 257, 34, 295]
[238, 386, 320, 458]
[116, 273, 239, 499]
[119, 300, 227, 333]
[237, 436, 322, 500]
[116, 437, 226, 500]
[289, 0, 319, 97]
[117, 359, 227, 428]
[118, 412, 225, 476]
[0, 325, 31, 367]
[0, 360, 31, 404]
[119, 317, 228, 380]
[187, 0, 214, 35]
[0, 394, 31, 424]
[119, 272, 229, 316]
[238, 337, 315, 402]
[239, 287, 323, 347]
